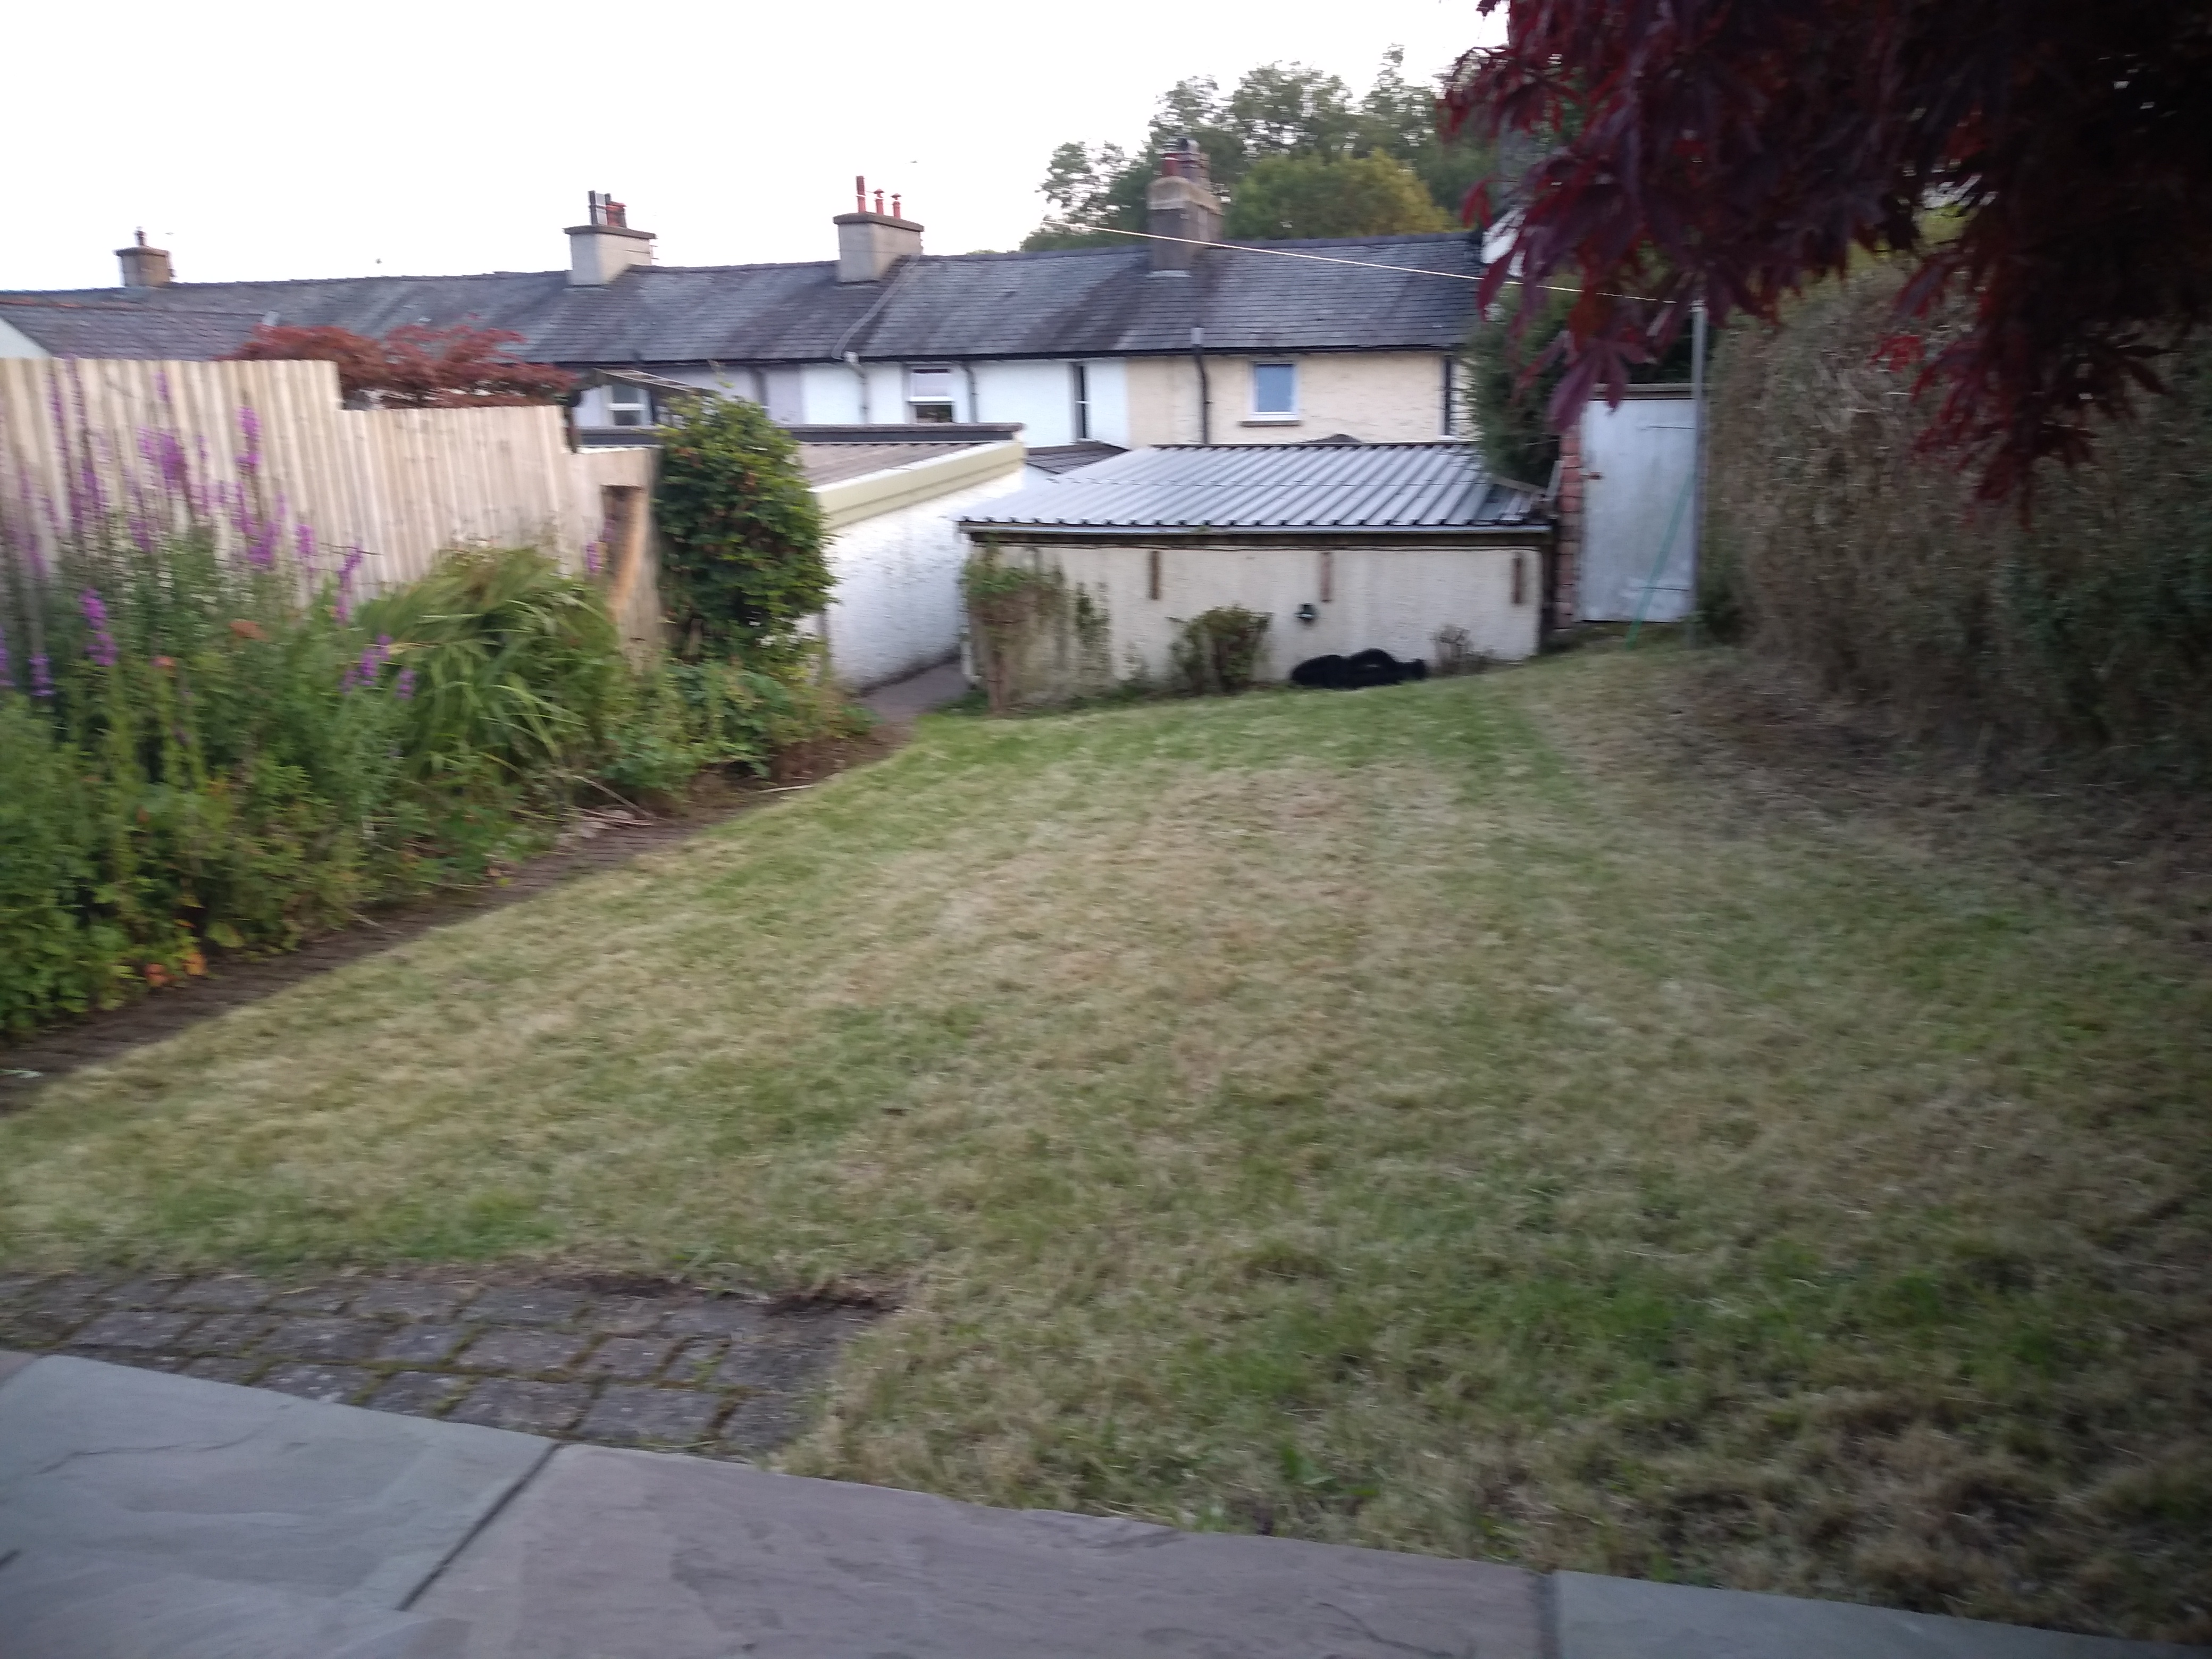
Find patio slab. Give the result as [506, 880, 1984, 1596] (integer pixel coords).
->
[415, 1442, 1546, 1658]
[0, 1354, 548, 1607]
[0, 1548, 469, 1659]
[1553, 1571, 2208, 1659]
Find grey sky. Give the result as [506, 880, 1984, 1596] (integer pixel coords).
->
[3, 1, 1497, 294]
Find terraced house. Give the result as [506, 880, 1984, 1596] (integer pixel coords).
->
[0, 155, 1481, 449]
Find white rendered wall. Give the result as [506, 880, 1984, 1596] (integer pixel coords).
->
[1077, 359, 1130, 446]
[987, 538, 1542, 683]
[822, 465, 1030, 690]
[973, 360, 1078, 446]
[800, 362, 865, 423]
[0, 319, 52, 359]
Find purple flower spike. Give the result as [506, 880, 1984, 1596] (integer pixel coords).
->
[335, 545, 365, 621]
[31, 653, 54, 698]
[295, 523, 319, 568]
[237, 404, 263, 473]
[0, 617, 11, 688]
[80, 588, 119, 668]
[583, 539, 602, 576]
[393, 666, 416, 701]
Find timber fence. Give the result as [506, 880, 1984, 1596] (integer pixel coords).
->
[0, 357, 660, 648]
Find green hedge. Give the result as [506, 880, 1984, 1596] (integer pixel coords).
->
[1705, 265, 2212, 781]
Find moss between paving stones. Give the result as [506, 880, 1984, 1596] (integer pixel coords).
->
[0, 1269, 870, 1457]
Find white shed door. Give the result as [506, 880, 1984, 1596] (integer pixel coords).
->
[1579, 394, 1696, 622]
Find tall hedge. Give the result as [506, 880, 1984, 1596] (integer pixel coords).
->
[653, 396, 831, 665]
[1705, 265, 2212, 782]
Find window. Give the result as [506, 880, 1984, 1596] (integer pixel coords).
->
[908, 364, 956, 423]
[606, 382, 651, 428]
[1071, 363, 1091, 441]
[1252, 362, 1297, 416]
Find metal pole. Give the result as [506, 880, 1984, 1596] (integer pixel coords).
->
[1688, 298, 1708, 642]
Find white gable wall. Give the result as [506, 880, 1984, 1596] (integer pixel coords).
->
[0, 319, 51, 359]
[814, 441, 1027, 690]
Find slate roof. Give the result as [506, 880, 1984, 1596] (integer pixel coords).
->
[0, 233, 1480, 367]
[1026, 442, 1127, 475]
[0, 298, 266, 358]
[962, 443, 1546, 535]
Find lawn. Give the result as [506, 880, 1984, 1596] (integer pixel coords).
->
[1, 647, 2206, 1639]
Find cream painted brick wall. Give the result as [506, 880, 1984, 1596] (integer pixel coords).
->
[987, 537, 1543, 690]
[1124, 353, 1450, 446]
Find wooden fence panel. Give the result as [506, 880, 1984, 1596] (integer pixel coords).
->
[0, 358, 642, 605]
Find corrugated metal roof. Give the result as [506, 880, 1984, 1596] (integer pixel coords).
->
[962, 445, 1544, 533]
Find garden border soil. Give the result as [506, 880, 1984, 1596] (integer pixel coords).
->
[0, 730, 898, 1112]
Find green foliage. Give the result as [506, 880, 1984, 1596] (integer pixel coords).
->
[601, 650, 866, 800]
[1707, 263, 2212, 779]
[0, 531, 859, 1037]
[1464, 285, 1707, 486]
[356, 546, 624, 786]
[1025, 50, 1491, 247]
[1170, 606, 1270, 696]
[654, 395, 832, 665]
[1222, 154, 1450, 240]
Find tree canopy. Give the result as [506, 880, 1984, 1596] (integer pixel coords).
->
[226, 323, 573, 407]
[1024, 50, 1487, 249]
[1445, 0, 2212, 497]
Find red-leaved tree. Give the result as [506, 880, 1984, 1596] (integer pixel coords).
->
[227, 323, 575, 408]
[1445, 1, 2212, 497]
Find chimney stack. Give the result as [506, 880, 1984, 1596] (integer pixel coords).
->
[1146, 140, 1220, 273]
[566, 191, 656, 286]
[835, 174, 923, 283]
[116, 229, 173, 288]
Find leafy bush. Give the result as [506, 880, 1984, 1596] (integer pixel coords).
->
[356, 546, 624, 787]
[0, 525, 415, 1030]
[0, 529, 860, 1036]
[1707, 262, 2212, 780]
[655, 396, 832, 666]
[1171, 606, 1271, 696]
[601, 650, 867, 800]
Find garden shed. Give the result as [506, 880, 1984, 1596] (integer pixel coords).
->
[958, 443, 1549, 702]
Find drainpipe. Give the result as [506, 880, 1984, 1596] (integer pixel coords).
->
[844, 350, 870, 423]
[964, 362, 982, 425]
[1687, 298, 1709, 641]
[1189, 325, 1211, 444]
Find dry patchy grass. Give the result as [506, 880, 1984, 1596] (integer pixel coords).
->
[0, 647, 2206, 1637]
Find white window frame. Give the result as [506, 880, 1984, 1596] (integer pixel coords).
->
[1246, 360, 1300, 425]
[908, 364, 957, 423]
[1070, 362, 1092, 441]
[606, 382, 652, 428]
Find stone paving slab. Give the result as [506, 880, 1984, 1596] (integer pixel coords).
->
[1552, 1571, 2210, 1659]
[415, 1442, 1546, 1659]
[0, 1269, 876, 1459]
[0, 1548, 469, 1659]
[0, 1355, 548, 1607]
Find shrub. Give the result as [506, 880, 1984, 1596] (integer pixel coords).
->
[356, 546, 624, 787]
[600, 649, 868, 800]
[1707, 263, 2212, 780]
[1171, 606, 1271, 696]
[655, 396, 832, 666]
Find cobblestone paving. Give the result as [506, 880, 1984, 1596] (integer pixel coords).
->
[0, 1270, 878, 1457]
